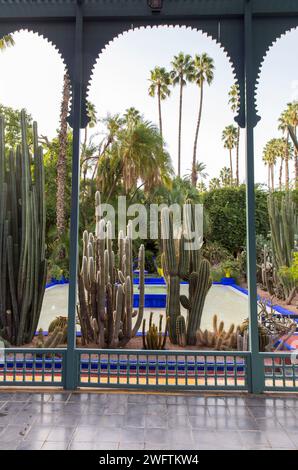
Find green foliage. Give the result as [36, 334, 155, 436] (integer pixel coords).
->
[0, 104, 32, 148]
[203, 186, 269, 254]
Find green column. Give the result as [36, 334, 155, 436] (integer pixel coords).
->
[65, 1, 83, 390]
[244, 0, 264, 393]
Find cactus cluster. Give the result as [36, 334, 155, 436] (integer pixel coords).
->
[78, 191, 145, 347]
[161, 205, 212, 346]
[36, 323, 67, 349]
[0, 111, 47, 346]
[142, 312, 168, 350]
[268, 193, 297, 303]
[196, 315, 239, 350]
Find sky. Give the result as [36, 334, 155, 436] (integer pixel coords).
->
[0, 27, 297, 186]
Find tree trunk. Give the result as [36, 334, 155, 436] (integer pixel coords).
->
[236, 126, 240, 185]
[158, 85, 162, 140]
[279, 159, 283, 190]
[229, 149, 233, 185]
[268, 165, 271, 191]
[192, 83, 204, 187]
[271, 164, 274, 191]
[177, 78, 183, 177]
[285, 130, 289, 190]
[295, 152, 298, 190]
[56, 73, 70, 238]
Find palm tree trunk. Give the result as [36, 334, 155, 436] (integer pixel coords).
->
[192, 83, 204, 187]
[229, 149, 233, 185]
[177, 78, 183, 177]
[279, 159, 283, 190]
[158, 85, 162, 140]
[285, 130, 289, 190]
[295, 153, 298, 190]
[56, 73, 70, 238]
[271, 164, 274, 191]
[268, 165, 271, 191]
[236, 126, 240, 185]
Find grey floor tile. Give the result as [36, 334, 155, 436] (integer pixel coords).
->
[47, 393, 71, 402]
[147, 395, 167, 404]
[276, 417, 298, 432]
[240, 430, 271, 447]
[168, 404, 188, 416]
[127, 394, 147, 404]
[94, 415, 124, 428]
[7, 393, 31, 402]
[61, 403, 88, 415]
[93, 427, 121, 443]
[213, 430, 243, 449]
[144, 428, 169, 446]
[24, 425, 52, 441]
[16, 440, 44, 450]
[125, 413, 145, 428]
[34, 413, 59, 425]
[207, 406, 231, 417]
[126, 404, 146, 417]
[255, 417, 284, 431]
[0, 393, 15, 401]
[0, 424, 29, 442]
[78, 414, 107, 425]
[54, 414, 80, 426]
[68, 441, 94, 450]
[119, 443, 144, 450]
[187, 405, 210, 417]
[8, 412, 37, 426]
[0, 440, 22, 450]
[47, 426, 76, 442]
[72, 425, 99, 442]
[1, 402, 27, 414]
[246, 406, 273, 419]
[192, 429, 217, 448]
[42, 441, 68, 450]
[145, 414, 168, 429]
[146, 404, 167, 416]
[286, 432, 298, 448]
[93, 441, 119, 450]
[168, 428, 194, 447]
[166, 396, 186, 405]
[264, 430, 296, 449]
[27, 394, 51, 403]
[120, 428, 145, 444]
[168, 415, 190, 429]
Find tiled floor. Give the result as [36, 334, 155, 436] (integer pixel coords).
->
[0, 391, 297, 450]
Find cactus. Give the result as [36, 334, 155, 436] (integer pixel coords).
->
[196, 314, 238, 351]
[78, 191, 145, 347]
[0, 111, 47, 346]
[268, 193, 297, 303]
[48, 316, 67, 334]
[161, 205, 211, 346]
[44, 324, 67, 348]
[142, 312, 168, 350]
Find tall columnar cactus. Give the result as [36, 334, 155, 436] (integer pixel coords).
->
[78, 191, 145, 347]
[268, 193, 297, 303]
[0, 111, 47, 346]
[161, 205, 211, 346]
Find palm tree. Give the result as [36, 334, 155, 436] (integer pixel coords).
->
[222, 125, 238, 185]
[148, 66, 171, 139]
[123, 107, 142, 128]
[81, 101, 97, 178]
[183, 162, 208, 186]
[170, 52, 194, 177]
[0, 35, 14, 51]
[263, 139, 278, 191]
[56, 73, 70, 238]
[191, 53, 214, 186]
[283, 101, 298, 189]
[228, 84, 240, 185]
[219, 167, 232, 187]
[101, 116, 173, 201]
[278, 108, 292, 190]
[209, 177, 221, 190]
